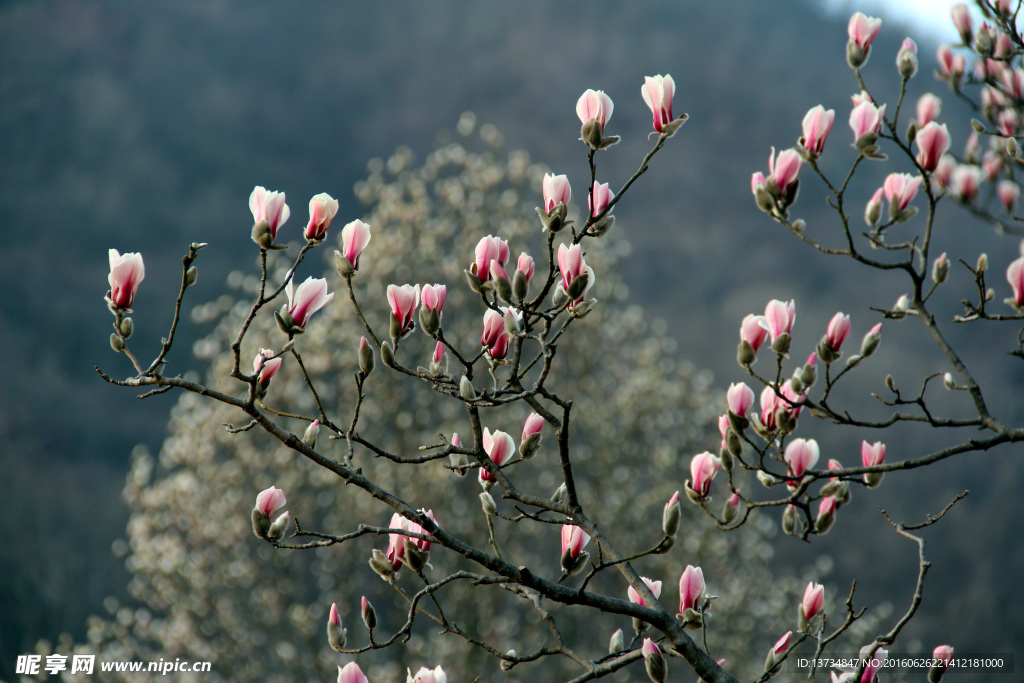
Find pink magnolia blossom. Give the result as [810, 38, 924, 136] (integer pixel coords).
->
[897, 37, 918, 78]
[421, 284, 446, 314]
[576, 89, 613, 127]
[934, 155, 956, 188]
[249, 186, 290, 239]
[678, 565, 705, 614]
[851, 90, 873, 107]
[432, 341, 446, 365]
[253, 348, 282, 390]
[522, 412, 544, 442]
[690, 451, 722, 498]
[784, 438, 820, 477]
[772, 631, 793, 657]
[588, 180, 614, 217]
[915, 122, 951, 172]
[916, 93, 942, 127]
[561, 524, 591, 560]
[717, 414, 731, 450]
[801, 105, 835, 157]
[517, 253, 535, 281]
[641, 74, 675, 133]
[627, 576, 663, 607]
[480, 309, 511, 360]
[848, 12, 882, 50]
[818, 495, 837, 523]
[863, 438, 889, 468]
[825, 312, 852, 352]
[480, 427, 515, 483]
[740, 314, 769, 354]
[1006, 256, 1024, 306]
[858, 645, 888, 683]
[542, 173, 571, 212]
[864, 187, 884, 227]
[769, 147, 802, 196]
[472, 235, 511, 282]
[406, 665, 446, 683]
[641, 638, 660, 660]
[727, 382, 755, 418]
[338, 663, 369, 683]
[983, 151, 1004, 181]
[937, 44, 966, 78]
[763, 299, 796, 341]
[386, 510, 435, 571]
[107, 249, 146, 310]
[304, 192, 339, 240]
[286, 276, 334, 329]
[933, 644, 955, 668]
[849, 101, 886, 145]
[801, 581, 825, 622]
[760, 385, 782, 431]
[949, 164, 982, 202]
[338, 219, 372, 273]
[999, 180, 1020, 212]
[951, 3, 972, 44]
[883, 173, 923, 213]
[387, 283, 421, 334]
[998, 109, 1019, 137]
[255, 486, 286, 516]
[557, 243, 592, 297]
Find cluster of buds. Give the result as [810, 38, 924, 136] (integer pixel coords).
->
[370, 510, 436, 579]
[251, 486, 289, 542]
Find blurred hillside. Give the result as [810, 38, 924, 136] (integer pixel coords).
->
[2, 0, 1022, 680]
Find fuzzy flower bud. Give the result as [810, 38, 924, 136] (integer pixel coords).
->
[327, 603, 347, 652]
[896, 37, 918, 79]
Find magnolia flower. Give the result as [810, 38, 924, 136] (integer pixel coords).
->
[406, 665, 446, 683]
[800, 582, 825, 628]
[849, 101, 886, 146]
[421, 284, 446, 314]
[763, 299, 796, 341]
[740, 314, 769, 354]
[472, 235, 511, 282]
[937, 44, 966, 78]
[769, 147, 802, 197]
[517, 253, 535, 281]
[521, 412, 544, 444]
[784, 438, 820, 478]
[949, 164, 982, 202]
[915, 122, 951, 172]
[576, 89, 614, 127]
[896, 37, 918, 78]
[561, 524, 591, 562]
[952, 2, 972, 44]
[387, 283, 420, 337]
[304, 192, 339, 240]
[337, 219, 372, 275]
[641, 74, 676, 133]
[883, 173, 923, 217]
[999, 180, 1021, 213]
[253, 348, 282, 391]
[1005, 256, 1024, 307]
[286, 276, 334, 329]
[480, 427, 515, 484]
[588, 180, 614, 218]
[916, 93, 942, 127]
[678, 565, 705, 614]
[824, 312, 851, 352]
[480, 309, 511, 360]
[385, 510, 435, 572]
[337, 663, 369, 683]
[627, 576, 663, 607]
[107, 249, 145, 310]
[249, 186, 290, 239]
[689, 451, 721, 498]
[848, 12, 882, 50]
[254, 486, 286, 516]
[727, 382, 755, 418]
[542, 173, 571, 212]
[800, 105, 835, 157]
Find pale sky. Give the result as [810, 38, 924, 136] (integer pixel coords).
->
[818, 0, 981, 43]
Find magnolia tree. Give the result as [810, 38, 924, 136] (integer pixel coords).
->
[91, 3, 1024, 681]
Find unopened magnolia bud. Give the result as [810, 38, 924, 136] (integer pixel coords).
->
[459, 375, 476, 401]
[737, 340, 756, 367]
[380, 341, 395, 368]
[302, 420, 320, 448]
[791, 219, 806, 234]
[480, 491, 497, 516]
[418, 307, 440, 337]
[860, 325, 881, 357]
[1008, 136, 1018, 156]
[552, 284, 570, 308]
[110, 333, 125, 352]
[897, 46, 918, 80]
[907, 122, 918, 143]
[520, 433, 541, 459]
[815, 507, 835, 534]
[885, 374, 895, 390]
[501, 651, 516, 671]
[334, 249, 355, 278]
[566, 271, 590, 301]
[608, 628, 624, 653]
[977, 253, 989, 273]
[726, 430, 742, 458]
[251, 219, 273, 249]
[782, 505, 798, 536]
[720, 448, 734, 473]
[971, 118, 986, 134]
[789, 374, 803, 394]
[662, 493, 681, 537]
[369, 549, 395, 581]
[847, 40, 867, 69]
[389, 313, 402, 341]
[864, 471, 884, 488]
[252, 509, 270, 539]
[512, 269, 529, 301]
[503, 309, 521, 335]
[722, 497, 738, 524]
[757, 470, 780, 488]
[932, 253, 949, 284]
[361, 596, 377, 631]
[402, 541, 428, 572]
[267, 511, 290, 542]
[771, 332, 791, 356]
[800, 361, 817, 388]
[551, 483, 568, 506]
[560, 548, 589, 574]
[986, 287, 995, 301]
[327, 610, 347, 652]
[591, 214, 615, 237]
[464, 269, 483, 293]
[644, 646, 667, 683]
[944, 372, 956, 389]
[359, 338, 375, 375]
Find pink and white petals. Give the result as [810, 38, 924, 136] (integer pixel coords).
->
[107, 249, 146, 311]
[849, 101, 886, 156]
[336, 219, 372, 276]
[915, 122, 951, 173]
[253, 348, 283, 393]
[784, 438, 820, 479]
[847, 12, 882, 68]
[686, 451, 722, 501]
[542, 173, 571, 213]
[406, 666, 446, 683]
[861, 440, 886, 488]
[255, 486, 286, 517]
[799, 581, 826, 633]
[641, 73, 686, 136]
[337, 663, 369, 683]
[284, 277, 334, 331]
[304, 192, 339, 241]
[627, 576, 663, 607]
[727, 382, 755, 418]
[387, 284, 421, 339]
[677, 565, 706, 626]
[800, 105, 835, 159]
[577, 89, 618, 150]
[479, 427, 515, 486]
[520, 412, 545, 459]
[1007, 256, 1024, 309]
[252, 486, 287, 539]
[883, 172, 923, 222]
[249, 186, 291, 245]
[560, 524, 591, 574]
